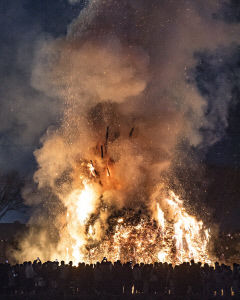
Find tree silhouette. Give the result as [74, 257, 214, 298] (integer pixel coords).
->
[0, 172, 25, 221]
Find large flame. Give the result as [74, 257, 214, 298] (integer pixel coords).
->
[52, 163, 211, 265]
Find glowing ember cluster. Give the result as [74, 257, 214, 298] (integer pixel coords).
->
[56, 162, 211, 265]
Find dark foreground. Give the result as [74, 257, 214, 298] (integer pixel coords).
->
[1, 259, 240, 299]
[0, 294, 239, 300]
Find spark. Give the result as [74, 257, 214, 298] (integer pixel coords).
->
[87, 162, 96, 177]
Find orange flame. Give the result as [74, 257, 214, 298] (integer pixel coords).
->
[44, 161, 212, 265]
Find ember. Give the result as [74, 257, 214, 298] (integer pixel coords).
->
[52, 155, 212, 265]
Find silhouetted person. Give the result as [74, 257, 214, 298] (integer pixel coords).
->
[112, 260, 123, 295]
[133, 263, 142, 293]
[123, 261, 133, 294]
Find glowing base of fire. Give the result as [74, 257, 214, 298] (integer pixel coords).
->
[55, 182, 211, 265]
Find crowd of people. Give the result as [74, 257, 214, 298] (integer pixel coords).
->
[0, 258, 239, 299]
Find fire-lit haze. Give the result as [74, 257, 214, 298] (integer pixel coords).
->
[15, 0, 240, 264]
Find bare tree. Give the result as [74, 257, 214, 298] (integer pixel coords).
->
[0, 172, 25, 221]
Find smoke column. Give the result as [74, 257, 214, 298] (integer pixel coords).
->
[16, 0, 240, 262]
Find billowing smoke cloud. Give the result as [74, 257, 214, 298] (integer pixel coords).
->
[0, 1, 86, 175]
[16, 0, 240, 262]
[31, 0, 240, 195]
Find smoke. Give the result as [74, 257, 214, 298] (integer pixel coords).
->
[31, 0, 240, 195]
[0, 1, 63, 174]
[16, 0, 240, 262]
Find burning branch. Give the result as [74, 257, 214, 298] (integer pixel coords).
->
[129, 127, 134, 138]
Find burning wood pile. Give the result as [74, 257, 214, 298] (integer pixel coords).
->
[49, 126, 211, 265]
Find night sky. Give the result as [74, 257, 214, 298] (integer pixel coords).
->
[0, 0, 240, 231]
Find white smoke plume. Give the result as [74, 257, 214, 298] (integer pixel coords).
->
[31, 0, 240, 194]
[16, 0, 240, 262]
